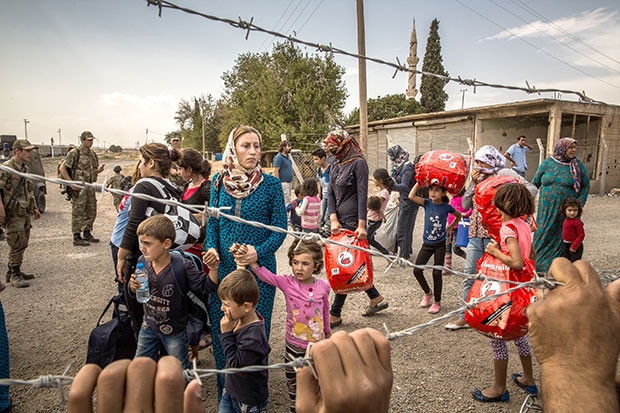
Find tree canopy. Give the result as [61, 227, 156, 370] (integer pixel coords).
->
[344, 93, 423, 125]
[219, 41, 348, 151]
[173, 94, 221, 153]
[420, 18, 449, 113]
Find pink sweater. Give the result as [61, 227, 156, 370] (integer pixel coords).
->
[295, 195, 321, 230]
[252, 266, 331, 349]
[448, 195, 471, 226]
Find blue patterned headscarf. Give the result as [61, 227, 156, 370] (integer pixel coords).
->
[388, 145, 410, 177]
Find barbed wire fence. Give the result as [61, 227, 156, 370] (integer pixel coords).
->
[1, 166, 618, 412]
[144, 0, 609, 105]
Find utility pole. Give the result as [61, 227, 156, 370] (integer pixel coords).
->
[145, 128, 148, 145]
[57, 128, 62, 147]
[24, 118, 30, 140]
[356, 0, 368, 153]
[201, 107, 206, 158]
[460, 89, 467, 109]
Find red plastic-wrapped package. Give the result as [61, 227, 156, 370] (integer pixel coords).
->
[474, 175, 519, 242]
[325, 229, 374, 294]
[465, 253, 536, 341]
[415, 150, 470, 195]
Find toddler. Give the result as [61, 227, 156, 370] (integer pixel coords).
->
[367, 168, 395, 256]
[286, 185, 303, 232]
[295, 178, 321, 233]
[472, 183, 537, 403]
[560, 198, 585, 262]
[408, 182, 461, 314]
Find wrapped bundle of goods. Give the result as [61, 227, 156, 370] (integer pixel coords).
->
[324, 229, 374, 294]
[474, 174, 519, 243]
[415, 150, 470, 195]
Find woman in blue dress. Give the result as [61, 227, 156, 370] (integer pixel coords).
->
[532, 138, 589, 273]
[204, 125, 287, 397]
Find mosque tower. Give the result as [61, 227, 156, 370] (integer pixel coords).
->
[406, 19, 419, 99]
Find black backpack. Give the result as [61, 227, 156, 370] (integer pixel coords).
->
[86, 293, 137, 368]
[169, 250, 209, 317]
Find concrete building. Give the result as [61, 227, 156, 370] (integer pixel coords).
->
[347, 98, 620, 194]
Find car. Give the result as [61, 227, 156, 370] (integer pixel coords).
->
[0, 134, 47, 213]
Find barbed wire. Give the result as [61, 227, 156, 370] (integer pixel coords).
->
[1, 165, 618, 410]
[143, 0, 607, 105]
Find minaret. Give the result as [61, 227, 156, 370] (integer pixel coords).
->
[406, 18, 419, 99]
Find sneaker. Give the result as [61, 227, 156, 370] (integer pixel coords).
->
[10, 274, 30, 288]
[428, 303, 441, 314]
[419, 292, 433, 308]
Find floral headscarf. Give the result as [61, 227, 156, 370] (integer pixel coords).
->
[474, 145, 506, 175]
[217, 126, 264, 199]
[387, 144, 410, 177]
[322, 129, 364, 165]
[552, 137, 581, 193]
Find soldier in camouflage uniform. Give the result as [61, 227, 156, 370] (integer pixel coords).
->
[105, 165, 125, 211]
[0, 140, 42, 288]
[59, 131, 105, 246]
[168, 136, 187, 190]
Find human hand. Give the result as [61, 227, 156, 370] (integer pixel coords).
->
[220, 311, 235, 333]
[471, 169, 482, 183]
[527, 258, 620, 412]
[330, 218, 342, 235]
[98, 164, 105, 173]
[129, 275, 138, 294]
[33, 208, 41, 220]
[233, 244, 256, 268]
[569, 248, 576, 253]
[355, 224, 367, 241]
[485, 240, 500, 256]
[116, 258, 126, 283]
[202, 248, 220, 270]
[68, 356, 204, 413]
[296, 328, 393, 413]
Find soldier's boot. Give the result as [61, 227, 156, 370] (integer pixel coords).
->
[8, 266, 29, 288]
[83, 230, 100, 243]
[73, 233, 90, 246]
[15, 265, 35, 280]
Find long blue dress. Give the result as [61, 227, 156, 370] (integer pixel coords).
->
[531, 157, 589, 273]
[205, 173, 287, 396]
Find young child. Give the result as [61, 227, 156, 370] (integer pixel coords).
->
[560, 198, 585, 262]
[286, 185, 303, 232]
[129, 215, 219, 369]
[217, 269, 271, 413]
[235, 239, 331, 412]
[472, 183, 538, 403]
[444, 188, 471, 273]
[408, 181, 461, 314]
[367, 168, 395, 256]
[295, 178, 322, 233]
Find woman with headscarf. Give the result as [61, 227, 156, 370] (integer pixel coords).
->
[531, 138, 589, 273]
[388, 145, 418, 260]
[204, 125, 287, 397]
[324, 129, 389, 328]
[445, 145, 537, 330]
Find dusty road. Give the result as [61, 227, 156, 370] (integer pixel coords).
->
[1, 154, 619, 412]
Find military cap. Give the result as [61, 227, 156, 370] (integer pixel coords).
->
[113, 165, 122, 173]
[13, 139, 38, 150]
[80, 131, 95, 140]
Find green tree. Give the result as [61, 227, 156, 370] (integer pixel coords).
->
[173, 94, 222, 153]
[344, 93, 423, 125]
[219, 41, 347, 151]
[420, 18, 449, 113]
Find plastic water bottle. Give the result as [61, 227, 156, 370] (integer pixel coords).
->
[135, 262, 150, 303]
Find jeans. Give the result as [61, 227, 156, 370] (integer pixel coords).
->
[320, 197, 328, 227]
[136, 322, 190, 369]
[218, 392, 269, 413]
[512, 167, 527, 178]
[460, 237, 491, 319]
[367, 219, 390, 255]
[395, 199, 419, 259]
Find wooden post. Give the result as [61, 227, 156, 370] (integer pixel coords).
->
[357, 0, 368, 153]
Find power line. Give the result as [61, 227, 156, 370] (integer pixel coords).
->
[144, 0, 610, 104]
[267, 0, 305, 50]
[510, 0, 620, 66]
[455, 0, 620, 91]
[282, 0, 312, 37]
[489, 0, 620, 75]
[257, 0, 296, 52]
[296, 0, 325, 35]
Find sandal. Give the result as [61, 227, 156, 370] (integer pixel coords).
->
[512, 373, 538, 395]
[471, 388, 510, 403]
[362, 301, 389, 317]
[330, 318, 342, 328]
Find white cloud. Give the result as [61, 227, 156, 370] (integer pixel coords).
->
[100, 92, 176, 109]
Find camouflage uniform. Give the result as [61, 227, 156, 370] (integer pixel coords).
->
[62, 144, 100, 234]
[105, 172, 125, 211]
[0, 157, 37, 286]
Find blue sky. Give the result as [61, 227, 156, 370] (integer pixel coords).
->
[1, 0, 618, 147]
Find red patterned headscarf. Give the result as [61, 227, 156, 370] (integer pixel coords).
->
[552, 137, 581, 193]
[322, 129, 364, 165]
[219, 126, 264, 199]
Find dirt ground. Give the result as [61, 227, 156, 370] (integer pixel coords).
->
[1, 154, 619, 412]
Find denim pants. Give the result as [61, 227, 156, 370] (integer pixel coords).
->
[218, 391, 269, 413]
[136, 322, 190, 369]
[460, 237, 491, 319]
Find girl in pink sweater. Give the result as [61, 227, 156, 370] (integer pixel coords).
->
[295, 178, 322, 233]
[444, 189, 472, 272]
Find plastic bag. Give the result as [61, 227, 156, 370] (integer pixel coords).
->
[465, 253, 536, 341]
[325, 229, 374, 294]
[415, 151, 470, 195]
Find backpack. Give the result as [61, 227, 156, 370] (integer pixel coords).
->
[169, 250, 209, 317]
[86, 293, 137, 368]
[58, 148, 80, 201]
[140, 177, 202, 250]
